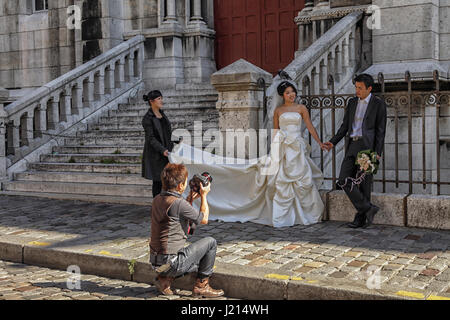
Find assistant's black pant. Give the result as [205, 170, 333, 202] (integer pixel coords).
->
[152, 181, 162, 198]
[338, 140, 373, 223]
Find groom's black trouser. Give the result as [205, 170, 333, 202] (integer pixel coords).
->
[338, 139, 373, 223]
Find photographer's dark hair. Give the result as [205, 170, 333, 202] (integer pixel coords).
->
[143, 90, 162, 102]
[161, 163, 189, 191]
[277, 81, 298, 97]
[354, 74, 374, 90]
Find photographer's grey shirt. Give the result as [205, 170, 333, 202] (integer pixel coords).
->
[150, 190, 204, 255]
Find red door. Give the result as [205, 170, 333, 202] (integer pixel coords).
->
[214, 0, 305, 75]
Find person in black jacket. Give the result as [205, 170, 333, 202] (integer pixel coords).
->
[323, 74, 387, 229]
[142, 90, 174, 198]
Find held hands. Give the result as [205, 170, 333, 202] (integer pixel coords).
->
[163, 150, 169, 157]
[322, 141, 334, 152]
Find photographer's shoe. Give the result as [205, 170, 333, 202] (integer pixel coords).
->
[192, 278, 224, 298]
[155, 275, 174, 296]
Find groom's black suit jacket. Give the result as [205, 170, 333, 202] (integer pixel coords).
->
[330, 95, 387, 156]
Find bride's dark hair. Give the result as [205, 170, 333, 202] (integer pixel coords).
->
[143, 90, 162, 102]
[277, 81, 297, 97]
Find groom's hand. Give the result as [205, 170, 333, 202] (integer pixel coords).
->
[323, 142, 334, 151]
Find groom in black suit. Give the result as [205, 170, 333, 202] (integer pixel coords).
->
[323, 74, 387, 228]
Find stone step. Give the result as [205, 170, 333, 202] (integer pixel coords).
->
[0, 191, 152, 206]
[64, 136, 145, 146]
[40, 153, 142, 164]
[53, 145, 143, 154]
[88, 120, 219, 131]
[119, 101, 217, 112]
[77, 130, 144, 138]
[14, 171, 152, 185]
[96, 114, 219, 125]
[2, 180, 153, 198]
[29, 162, 141, 174]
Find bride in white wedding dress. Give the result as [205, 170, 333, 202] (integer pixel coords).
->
[168, 80, 326, 228]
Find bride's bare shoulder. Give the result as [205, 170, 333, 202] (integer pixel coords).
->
[296, 104, 308, 113]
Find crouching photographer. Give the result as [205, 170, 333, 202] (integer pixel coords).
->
[149, 163, 224, 298]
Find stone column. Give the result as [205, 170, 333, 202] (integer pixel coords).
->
[211, 59, 273, 159]
[37, 102, 48, 138]
[115, 58, 125, 89]
[190, 0, 205, 24]
[72, 83, 84, 116]
[23, 111, 34, 146]
[164, 0, 177, 23]
[61, 88, 72, 122]
[105, 65, 116, 94]
[49, 97, 60, 131]
[304, 0, 314, 11]
[95, 70, 105, 100]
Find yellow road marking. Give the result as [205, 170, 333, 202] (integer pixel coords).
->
[84, 249, 93, 253]
[28, 241, 51, 246]
[291, 277, 304, 281]
[426, 295, 450, 300]
[264, 274, 290, 280]
[98, 250, 122, 257]
[396, 291, 425, 299]
[307, 280, 318, 284]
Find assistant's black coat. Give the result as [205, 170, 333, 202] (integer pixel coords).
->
[142, 109, 173, 181]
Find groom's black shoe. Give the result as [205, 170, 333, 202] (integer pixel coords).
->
[346, 210, 366, 228]
[347, 221, 365, 228]
[363, 205, 380, 229]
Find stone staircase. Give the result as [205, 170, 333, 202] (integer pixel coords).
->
[1, 87, 219, 205]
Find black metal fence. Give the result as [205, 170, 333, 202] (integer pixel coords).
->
[299, 70, 449, 195]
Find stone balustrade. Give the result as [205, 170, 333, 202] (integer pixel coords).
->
[0, 35, 145, 181]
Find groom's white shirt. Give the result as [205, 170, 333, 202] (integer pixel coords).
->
[350, 93, 372, 138]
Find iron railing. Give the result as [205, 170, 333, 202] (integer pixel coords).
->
[299, 70, 449, 196]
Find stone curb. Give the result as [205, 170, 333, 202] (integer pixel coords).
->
[0, 240, 411, 300]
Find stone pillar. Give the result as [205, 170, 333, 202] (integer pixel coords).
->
[61, 89, 72, 122]
[304, 0, 314, 11]
[211, 59, 273, 159]
[49, 97, 60, 131]
[105, 65, 116, 94]
[22, 111, 34, 146]
[72, 83, 84, 115]
[95, 70, 105, 100]
[38, 102, 48, 138]
[190, 0, 205, 24]
[164, 0, 178, 23]
[115, 58, 125, 89]
[315, 1, 330, 9]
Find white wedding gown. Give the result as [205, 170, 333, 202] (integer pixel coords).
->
[168, 112, 324, 227]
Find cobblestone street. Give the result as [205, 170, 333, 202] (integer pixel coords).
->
[0, 195, 449, 300]
[0, 260, 233, 300]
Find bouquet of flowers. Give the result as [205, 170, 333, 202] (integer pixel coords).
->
[338, 150, 379, 192]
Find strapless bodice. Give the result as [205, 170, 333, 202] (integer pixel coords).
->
[279, 112, 302, 135]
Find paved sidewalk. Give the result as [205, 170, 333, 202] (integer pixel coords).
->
[0, 260, 233, 300]
[0, 195, 449, 300]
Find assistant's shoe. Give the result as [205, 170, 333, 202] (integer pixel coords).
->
[192, 278, 224, 298]
[363, 205, 380, 229]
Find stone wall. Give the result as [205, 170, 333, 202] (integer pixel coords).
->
[0, 0, 76, 90]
